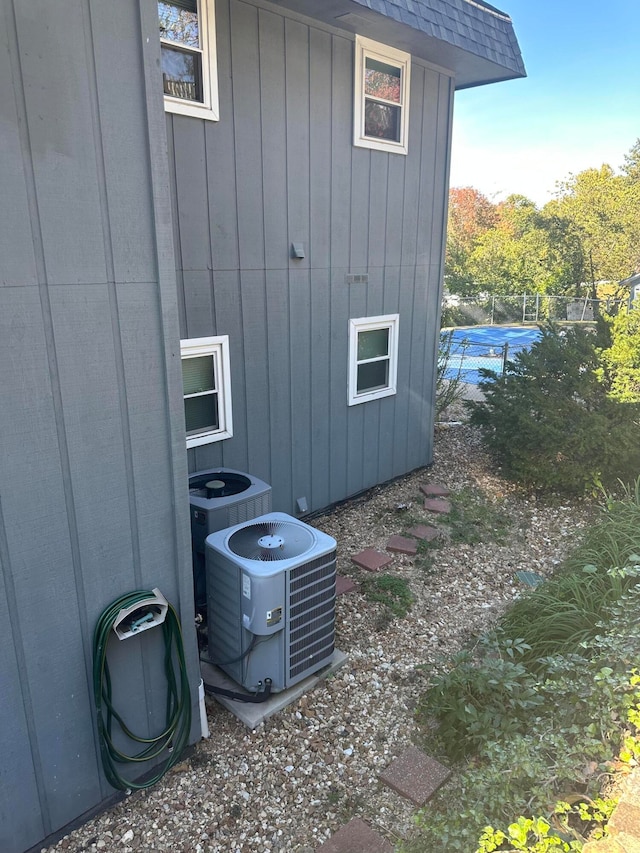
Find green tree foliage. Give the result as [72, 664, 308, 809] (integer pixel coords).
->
[467, 324, 640, 494]
[551, 163, 640, 289]
[467, 196, 554, 295]
[445, 139, 640, 297]
[599, 306, 640, 402]
[445, 187, 498, 294]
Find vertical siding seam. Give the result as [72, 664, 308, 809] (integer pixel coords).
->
[82, 0, 156, 757]
[406, 70, 426, 460]
[328, 35, 335, 503]
[6, 0, 98, 830]
[257, 10, 273, 484]
[228, 1, 249, 467]
[424, 77, 444, 438]
[84, 0, 142, 590]
[284, 18, 294, 504]
[202, 122, 216, 332]
[167, 119, 188, 335]
[78, 0, 149, 796]
[0, 504, 45, 839]
[136, 0, 200, 739]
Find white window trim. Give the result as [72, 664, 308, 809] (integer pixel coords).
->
[181, 335, 232, 447]
[161, 0, 220, 121]
[354, 35, 410, 155]
[348, 314, 399, 406]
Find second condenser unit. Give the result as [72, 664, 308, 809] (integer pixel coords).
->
[188, 468, 272, 610]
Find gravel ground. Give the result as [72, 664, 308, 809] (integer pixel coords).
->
[44, 424, 596, 853]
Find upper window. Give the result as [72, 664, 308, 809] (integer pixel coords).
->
[348, 314, 399, 406]
[159, 0, 219, 121]
[181, 336, 232, 447]
[354, 36, 410, 155]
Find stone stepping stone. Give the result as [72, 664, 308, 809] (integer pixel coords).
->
[407, 524, 440, 542]
[386, 535, 418, 555]
[315, 818, 393, 853]
[424, 497, 451, 514]
[420, 483, 451, 497]
[379, 746, 451, 806]
[350, 549, 393, 572]
[335, 575, 357, 596]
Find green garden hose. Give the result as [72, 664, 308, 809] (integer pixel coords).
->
[92, 591, 192, 791]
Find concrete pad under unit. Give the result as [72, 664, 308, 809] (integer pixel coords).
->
[200, 650, 349, 730]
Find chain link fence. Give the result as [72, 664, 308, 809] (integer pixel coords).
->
[438, 327, 542, 407]
[441, 294, 629, 328]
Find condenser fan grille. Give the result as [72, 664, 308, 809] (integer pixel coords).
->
[227, 520, 315, 561]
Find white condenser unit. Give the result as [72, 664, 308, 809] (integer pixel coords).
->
[205, 512, 337, 693]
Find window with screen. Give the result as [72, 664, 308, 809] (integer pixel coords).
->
[348, 314, 399, 405]
[181, 336, 232, 446]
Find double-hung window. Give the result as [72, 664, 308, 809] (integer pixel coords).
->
[354, 36, 410, 155]
[159, 0, 219, 120]
[348, 315, 399, 406]
[181, 336, 232, 447]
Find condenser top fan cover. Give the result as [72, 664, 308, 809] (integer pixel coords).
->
[228, 518, 315, 562]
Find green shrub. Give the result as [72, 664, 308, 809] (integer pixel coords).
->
[408, 611, 640, 853]
[408, 484, 640, 851]
[467, 324, 640, 495]
[416, 635, 543, 760]
[498, 563, 640, 672]
[561, 477, 640, 574]
[599, 304, 640, 402]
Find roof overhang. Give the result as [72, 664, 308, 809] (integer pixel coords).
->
[268, 0, 526, 89]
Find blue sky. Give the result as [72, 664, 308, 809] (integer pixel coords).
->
[449, 0, 640, 208]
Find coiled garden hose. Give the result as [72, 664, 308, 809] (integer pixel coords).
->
[92, 591, 192, 791]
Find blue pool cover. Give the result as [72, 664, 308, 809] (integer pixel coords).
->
[442, 326, 541, 384]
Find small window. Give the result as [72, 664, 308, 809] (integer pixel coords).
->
[354, 36, 410, 155]
[348, 314, 399, 405]
[159, 0, 219, 121]
[181, 336, 232, 447]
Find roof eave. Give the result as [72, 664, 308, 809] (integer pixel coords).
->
[267, 0, 526, 88]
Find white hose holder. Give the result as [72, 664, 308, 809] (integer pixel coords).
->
[112, 588, 169, 640]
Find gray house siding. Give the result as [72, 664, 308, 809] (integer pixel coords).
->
[0, 3, 200, 852]
[171, 0, 454, 514]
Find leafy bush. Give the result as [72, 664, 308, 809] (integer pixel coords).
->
[406, 483, 640, 853]
[417, 635, 542, 760]
[467, 324, 640, 494]
[562, 477, 640, 574]
[498, 563, 640, 672]
[599, 304, 640, 402]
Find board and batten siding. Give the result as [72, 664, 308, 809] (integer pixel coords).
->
[171, 0, 454, 515]
[0, 2, 200, 851]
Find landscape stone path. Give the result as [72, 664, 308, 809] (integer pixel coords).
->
[333, 486, 640, 853]
[322, 484, 453, 851]
[314, 747, 451, 852]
